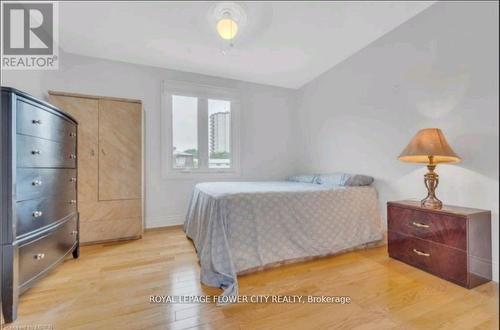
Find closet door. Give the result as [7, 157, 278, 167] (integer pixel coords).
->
[48, 95, 99, 203]
[98, 99, 142, 201]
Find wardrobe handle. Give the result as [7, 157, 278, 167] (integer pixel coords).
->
[69, 153, 77, 159]
[34, 253, 45, 260]
[69, 132, 77, 137]
[31, 150, 41, 155]
[32, 179, 43, 186]
[71, 230, 78, 236]
[32, 211, 43, 218]
[32, 119, 42, 125]
[69, 199, 77, 205]
[70, 177, 77, 183]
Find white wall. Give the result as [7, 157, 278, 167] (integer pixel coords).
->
[1, 52, 300, 228]
[296, 2, 499, 281]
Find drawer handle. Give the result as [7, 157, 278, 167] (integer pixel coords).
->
[70, 177, 77, 183]
[69, 199, 77, 204]
[413, 249, 430, 257]
[31, 150, 41, 155]
[412, 221, 430, 229]
[34, 253, 45, 260]
[32, 179, 43, 186]
[69, 132, 77, 137]
[32, 210, 43, 218]
[71, 230, 78, 236]
[69, 153, 77, 159]
[32, 119, 42, 125]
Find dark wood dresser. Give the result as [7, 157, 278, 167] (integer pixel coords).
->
[388, 200, 492, 288]
[1, 87, 79, 323]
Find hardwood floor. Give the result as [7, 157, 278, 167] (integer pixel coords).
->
[3, 227, 498, 330]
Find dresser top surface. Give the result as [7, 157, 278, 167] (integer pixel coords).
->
[388, 200, 491, 217]
[2, 86, 78, 124]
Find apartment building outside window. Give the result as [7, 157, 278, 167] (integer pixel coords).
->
[161, 80, 240, 178]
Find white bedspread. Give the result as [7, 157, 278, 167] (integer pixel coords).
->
[184, 181, 383, 298]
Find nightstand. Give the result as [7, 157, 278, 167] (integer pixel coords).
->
[387, 200, 492, 288]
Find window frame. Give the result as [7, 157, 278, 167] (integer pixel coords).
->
[161, 80, 241, 179]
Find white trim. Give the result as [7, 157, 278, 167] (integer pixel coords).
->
[161, 80, 241, 180]
[493, 261, 499, 283]
[141, 106, 146, 233]
[162, 80, 240, 100]
[146, 214, 185, 229]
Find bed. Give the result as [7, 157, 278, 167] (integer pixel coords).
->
[184, 180, 383, 298]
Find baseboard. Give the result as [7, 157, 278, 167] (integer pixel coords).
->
[80, 235, 142, 246]
[145, 225, 183, 233]
[146, 214, 184, 229]
[493, 261, 499, 283]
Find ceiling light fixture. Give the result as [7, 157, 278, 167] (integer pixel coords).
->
[211, 2, 246, 52]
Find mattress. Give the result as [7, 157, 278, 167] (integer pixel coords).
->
[184, 181, 383, 298]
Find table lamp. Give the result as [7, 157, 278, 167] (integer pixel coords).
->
[398, 128, 461, 209]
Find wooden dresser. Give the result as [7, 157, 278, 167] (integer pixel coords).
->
[1, 87, 79, 323]
[387, 200, 492, 288]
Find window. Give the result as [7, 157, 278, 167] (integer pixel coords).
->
[162, 81, 240, 178]
[172, 95, 199, 169]
[208, 99, 231, 169]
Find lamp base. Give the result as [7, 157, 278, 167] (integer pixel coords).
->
[421, 163, 443, 209]
[421, 195, 443, 209]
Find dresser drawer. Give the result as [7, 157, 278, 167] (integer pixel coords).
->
[18, 216, 77, 290]
[16, 134, 76, 168]
[388, 205, 466, 251]
[16, 99, 77, 143]
[388, 230, 467, 286]
[17, 168, 77, 202]
[16, 195, 76, 238]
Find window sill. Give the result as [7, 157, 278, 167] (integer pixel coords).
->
[162, 169, 241, 180]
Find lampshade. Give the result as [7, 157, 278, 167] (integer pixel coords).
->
[398, 128, 461, 164]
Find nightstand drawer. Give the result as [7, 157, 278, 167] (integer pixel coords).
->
[388, 205, 466, 251]
[388, 230, 467, 286]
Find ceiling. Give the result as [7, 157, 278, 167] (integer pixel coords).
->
[59, 1, 435, 89]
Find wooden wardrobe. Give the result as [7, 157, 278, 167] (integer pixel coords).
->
[48, 91, 143, 244]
